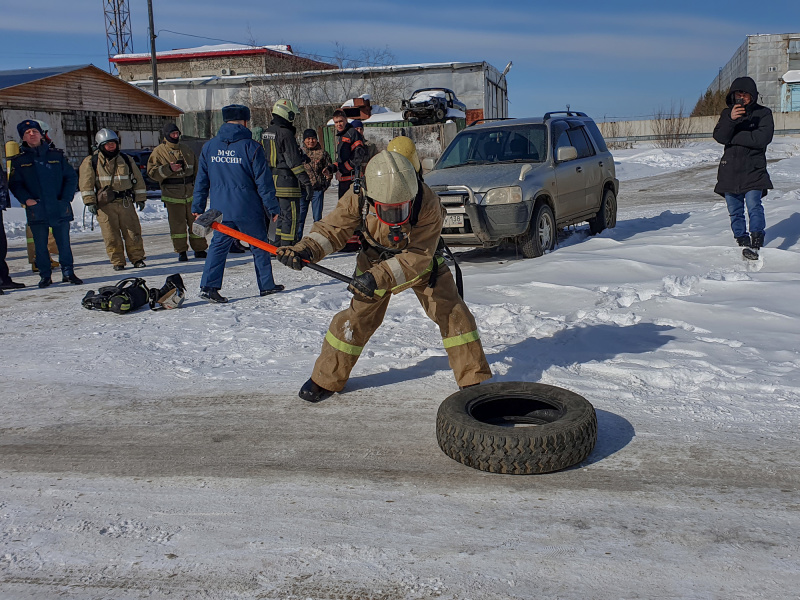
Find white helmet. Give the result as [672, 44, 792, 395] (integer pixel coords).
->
[364, 151, 419, 225]
[95, 128, 119, 147]
[272, 98, 299, 122]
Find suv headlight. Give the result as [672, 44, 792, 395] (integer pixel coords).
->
[483, 186, 523, 205]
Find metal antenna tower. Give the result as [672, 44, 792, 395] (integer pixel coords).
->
[103, 0, 134, 74]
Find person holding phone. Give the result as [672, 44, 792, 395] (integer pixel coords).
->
[713, 76, 774, 258]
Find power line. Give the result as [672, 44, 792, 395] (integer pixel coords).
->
[156, 29, 380, 66]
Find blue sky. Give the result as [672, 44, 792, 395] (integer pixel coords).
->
[1, 0, 797, 121]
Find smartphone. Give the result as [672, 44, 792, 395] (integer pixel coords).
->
[734, 98, 745, 106]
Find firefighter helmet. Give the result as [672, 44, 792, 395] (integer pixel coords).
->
[95, 128, 119, 147]
[272, 98, 299, 122]
[364, 151, 419, 226]
[386, 136, 421, 173]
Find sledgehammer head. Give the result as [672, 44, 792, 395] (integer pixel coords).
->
[193, 209, 223, 237]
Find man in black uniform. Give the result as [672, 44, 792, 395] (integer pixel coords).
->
[328, 109, 367, 198]
[261, 99, 313, 246]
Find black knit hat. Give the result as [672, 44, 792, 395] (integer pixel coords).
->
[302, 128, 318, 140]
[17, 119, 44, 139]
[161, 122, 181, 140]
[222, 104, 251, 122]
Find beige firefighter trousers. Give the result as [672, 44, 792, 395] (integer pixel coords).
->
[96, 199, 145, 266]
[164, 197, 208, 253]
[311, 264, 493, 392]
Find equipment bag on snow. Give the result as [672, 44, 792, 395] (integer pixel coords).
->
[149, 273, 186, 310]
[81, 277, 150, 314]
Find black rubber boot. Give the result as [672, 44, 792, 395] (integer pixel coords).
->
[62, 273, 84, 285]
[133, 260, 146, 268]
[200, 288, 228, 303]
[735, 235, 751, 247]
[38, 276, 52, 288]
[750, 231, 764, 250]
[299, 378, 333, 403]
[178, 251, 188, 262]
[260, 284, 285, 296]
[195, 250, 207, 259]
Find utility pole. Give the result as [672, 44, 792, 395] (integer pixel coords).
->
[147, 0, 159, 96]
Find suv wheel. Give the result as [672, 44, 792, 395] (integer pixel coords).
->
[589, 188, 617, 235]
[520, 203, 556, 258]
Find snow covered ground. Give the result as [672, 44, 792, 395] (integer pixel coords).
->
[2, 140, 800, 599]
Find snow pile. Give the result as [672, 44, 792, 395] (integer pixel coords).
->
[613, 142, 722, 180]
[2, 140, 800, 597]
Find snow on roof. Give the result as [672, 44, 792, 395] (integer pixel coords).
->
[112, 43, 292, 61]
[782, 70, 800, 83]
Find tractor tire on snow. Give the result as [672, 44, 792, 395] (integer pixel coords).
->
[436, 382, 597, 474]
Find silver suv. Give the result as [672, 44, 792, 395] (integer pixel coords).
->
[423, 112, 618, 258]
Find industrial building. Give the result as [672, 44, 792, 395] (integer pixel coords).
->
[708, 33, 800, 113]
[0, 64, 182, 167]
[129, 61, 509, 139]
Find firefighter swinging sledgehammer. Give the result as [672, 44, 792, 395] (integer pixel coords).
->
[276, 150, 493, 403]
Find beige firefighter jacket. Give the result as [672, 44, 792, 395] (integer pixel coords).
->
[146, 140, 197, 200]
[296, 182, 444, 296]
[79, 152, 147, 206]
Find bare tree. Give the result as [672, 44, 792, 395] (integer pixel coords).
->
[652, 102, 693, 148]
[601, 119, 634, 150]
[234, 43, 409, 134]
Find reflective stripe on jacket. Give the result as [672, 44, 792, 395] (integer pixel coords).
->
[296, 182, 445, 295]
[262, 116, 311, 198]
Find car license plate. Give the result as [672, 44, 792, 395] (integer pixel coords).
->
[443, 214, 464, 228]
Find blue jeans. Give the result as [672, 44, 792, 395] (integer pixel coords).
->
[200, 219, 277, 292]
[29, 221, 73, 278]
[725, 190, 765, 238]
[296, 188, 325, 242]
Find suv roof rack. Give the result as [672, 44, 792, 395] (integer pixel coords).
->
[468, 117, 515, 127]
[543, 110, 588, 121]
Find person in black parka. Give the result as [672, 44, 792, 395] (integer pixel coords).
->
[713, 76, 774, 251]
[9, 119, 82, 288]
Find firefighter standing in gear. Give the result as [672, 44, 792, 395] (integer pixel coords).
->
[79, 129, 147, 271]
[147, 123, 207, 261]
[276, 150, 492, 402]
[261, 99, 313, 246]
[328, 110, 367, 198]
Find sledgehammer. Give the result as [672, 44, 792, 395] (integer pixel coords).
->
[192, 209, 353, 285]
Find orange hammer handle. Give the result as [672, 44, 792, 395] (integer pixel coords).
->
[210, 222, 352, 285]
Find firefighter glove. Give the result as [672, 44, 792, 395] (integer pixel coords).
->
[276, 246, 312, 271]
[87, 204, 98, 216]
[348, 271, 377, 299]
[136, 201, 146, 212]
[325, 163, 338, 176]
[304, 183, 314, 200]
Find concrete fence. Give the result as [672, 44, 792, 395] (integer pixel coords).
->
[598, 113, 800, 145]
